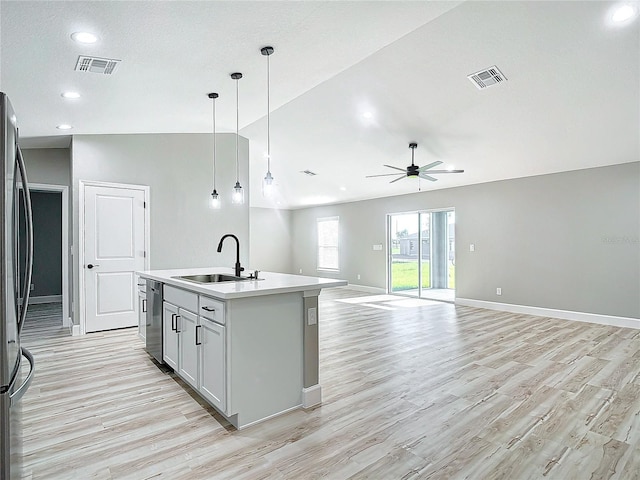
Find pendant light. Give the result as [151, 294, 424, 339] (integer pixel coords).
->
[231, 72, 244, 205]
[261, 46, 275, 197]
[208, 92, 221, 209]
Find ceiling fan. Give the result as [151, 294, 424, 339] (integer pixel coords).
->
[366, 142, 464, 183]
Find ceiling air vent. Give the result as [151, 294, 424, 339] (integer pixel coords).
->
[467, 65, 507, 90]
[301, 170, 317, 176]
[74, 56, 121, 75]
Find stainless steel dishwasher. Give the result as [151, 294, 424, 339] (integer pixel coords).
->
[146, 280, 164, 363]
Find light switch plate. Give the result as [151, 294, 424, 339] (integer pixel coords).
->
[470, 244, 475, 252]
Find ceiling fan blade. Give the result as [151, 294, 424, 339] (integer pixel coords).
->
[389, 175, 406, 184]
[383, 164, 408, 173]
[366, 173, 406, 178]
[418, 161, 443, 172]
[418, 173, 438, 182]
[421, 169, 465, 174]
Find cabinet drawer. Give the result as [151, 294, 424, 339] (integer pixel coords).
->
[164, 285, 198, 313]
[199, 296, 225, 325]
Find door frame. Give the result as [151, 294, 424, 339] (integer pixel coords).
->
[386, 207, 456, 298]
[18, 183, 70, 327]
[78, 180, 150, 335]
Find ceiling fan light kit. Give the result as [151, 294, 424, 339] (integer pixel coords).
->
[366, 142, 464, 185]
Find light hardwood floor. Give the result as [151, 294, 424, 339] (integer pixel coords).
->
[18, 290, 640, 479]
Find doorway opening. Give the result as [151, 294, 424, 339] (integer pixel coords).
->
[18, 183, 70, 330]
[387, 209, 455, 302]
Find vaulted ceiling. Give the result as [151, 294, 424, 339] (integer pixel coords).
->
[1, 1, 638, 208]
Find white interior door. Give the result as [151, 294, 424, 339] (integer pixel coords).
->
[84, 185, 146, 333]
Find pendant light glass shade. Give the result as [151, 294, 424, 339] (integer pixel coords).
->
[208, 92, 221, 209]
[231, 72, 244, 205]
[210, 189, 221, 209]
[261, 46, 275, 198]
[232, 181, 244, 204]
[262, 170, 274, 197]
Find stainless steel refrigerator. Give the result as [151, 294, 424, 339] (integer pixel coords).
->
[0, 92, 35, 479]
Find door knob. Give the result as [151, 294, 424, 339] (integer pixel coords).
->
[87, 264, 100, 269]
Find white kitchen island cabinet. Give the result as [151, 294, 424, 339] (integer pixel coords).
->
[137, 268, 346, 429]
[162, 302, 179, 371]
[199, 316, 226, 411]
[177, 308, 199, 389]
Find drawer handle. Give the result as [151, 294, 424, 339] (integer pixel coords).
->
[195, 325, 202, 346]
[201, 306, 216, 312]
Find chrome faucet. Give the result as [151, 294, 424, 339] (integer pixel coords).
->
[217, 234, 244, 277]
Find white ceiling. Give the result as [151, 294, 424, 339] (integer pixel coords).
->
[1, 1, 638, 208]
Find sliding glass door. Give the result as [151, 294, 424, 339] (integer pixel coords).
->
[388, 209, 455, 301]
[389, 213, 420, 296]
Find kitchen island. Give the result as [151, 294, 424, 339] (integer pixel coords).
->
[136, 267, 347, 429]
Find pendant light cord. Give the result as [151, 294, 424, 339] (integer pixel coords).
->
[212, 96, 217, 191]
[235, 76, 240, 182]
[267, 53, 271, 174]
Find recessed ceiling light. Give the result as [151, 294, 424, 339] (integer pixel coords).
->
[71, 32, 98, 44]
[339, 186, 347, 191]
[362, 111, 373, 119]
[56, 124, 73, 130]
[611, 4, 638, 22]
[61, 91, 80, 99]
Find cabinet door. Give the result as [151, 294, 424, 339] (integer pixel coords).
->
[178, 309, 199, 389]
[138, 291, 146, 341]
[163, 302, 179, 370]
[199, 318, 226, 412]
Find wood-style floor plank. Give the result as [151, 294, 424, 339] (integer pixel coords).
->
[16, 291, 640, 479]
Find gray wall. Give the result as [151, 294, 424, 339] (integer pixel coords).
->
[71, 133, 250, 325]
[291, 163, 640, 319]
[21, 148, 71, 186]
[249, 207, 293, 274]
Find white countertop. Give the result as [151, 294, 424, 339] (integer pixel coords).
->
[136, 267, 348, 300]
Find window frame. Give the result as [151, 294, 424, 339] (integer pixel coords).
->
[316, 216, 340, 272]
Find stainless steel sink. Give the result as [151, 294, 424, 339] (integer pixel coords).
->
[173, 273, 249, 284]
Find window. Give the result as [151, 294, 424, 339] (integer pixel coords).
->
[317, 216, 339, 271]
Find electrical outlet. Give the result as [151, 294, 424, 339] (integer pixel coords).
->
[30, 284, 34, 291]
[496, 287, 502, 296]
[299, 268, 303, 274]
[357, 274, 361, 280]
[470, 244, 475, 252]
[307, 307, 317, 326]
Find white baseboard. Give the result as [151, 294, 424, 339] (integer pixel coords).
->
[28, 295, 62, 305]
[343, 284, 386, 294]
[70, 324, 81, 336]
[455, 298, 640, 330]
[302, 385, 322, 408]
